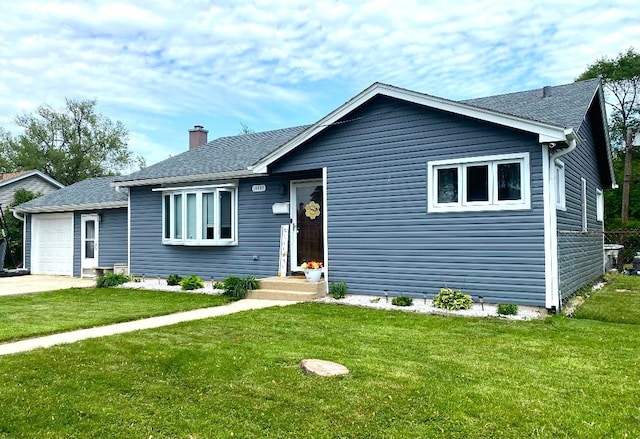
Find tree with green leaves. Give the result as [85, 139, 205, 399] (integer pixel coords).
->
[577, 47, 640, 225]
[0, 98, 135, 185]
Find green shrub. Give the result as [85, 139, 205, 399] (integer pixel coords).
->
[392, 295, 413, 306]
[432, 288, 473, 310]
[96, 273, 130, 288]
[330, 281, 348, 299]
[166, 274, 182, 286]
[180, 275, 205, 291]
[222, 275, 260, 300]
[213, 281, 225, 290]
[497, 303, 519, 315]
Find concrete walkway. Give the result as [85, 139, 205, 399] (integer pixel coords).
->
[0, 299, 297, 356]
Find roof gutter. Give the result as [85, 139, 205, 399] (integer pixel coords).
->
[549, 128, 578, 161]
[111, 170, 261, 188]
[12, 210, 24, 221]
[14, 201, 128, 214]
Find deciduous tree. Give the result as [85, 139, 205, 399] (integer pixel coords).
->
[1, 98, 134, 185]
[577, 47, 640, 225]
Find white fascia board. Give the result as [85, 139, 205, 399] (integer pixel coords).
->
[15, 201, 128, 214]
[112, 170, 261, 188]
[596, 86, 617, 188]
[250, 82, 569, 174]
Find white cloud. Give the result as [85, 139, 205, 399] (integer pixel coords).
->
[0, 0, 638, 164]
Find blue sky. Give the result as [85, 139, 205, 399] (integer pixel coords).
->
[1, 0, 639, 168]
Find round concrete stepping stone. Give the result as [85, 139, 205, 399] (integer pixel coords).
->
[300, 359, 350, 377]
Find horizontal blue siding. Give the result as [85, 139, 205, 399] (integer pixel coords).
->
[271, 96, 547, 306]
[73, 208, 128, 276]
[129, 174, 311, 279]
[557, 105, 605, 298]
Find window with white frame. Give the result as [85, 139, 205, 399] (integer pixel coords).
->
[427, 153, 530, 212]
[554, 160, 566, 210]
[160, 184, 237, 245]
[581, 178, 588, 231]
[596, 188, 604, 223]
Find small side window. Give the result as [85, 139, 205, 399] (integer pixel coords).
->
[596, 189, 604, 223]
[581, 178, 587, 232]
[554, 161, 566, 210]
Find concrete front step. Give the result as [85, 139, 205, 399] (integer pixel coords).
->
[246, 289, 325, 302]
[258, 276, 326, 295]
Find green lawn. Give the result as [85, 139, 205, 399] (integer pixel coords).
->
[0, 301, 638, 438]
[573, 274, 640, 324]
[0, 288, 230, 342]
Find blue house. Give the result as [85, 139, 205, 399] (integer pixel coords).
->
[16, 79, 614, 310]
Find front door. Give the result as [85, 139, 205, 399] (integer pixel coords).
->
[290, 180, 324, 271]
[81, 214, 99, 272]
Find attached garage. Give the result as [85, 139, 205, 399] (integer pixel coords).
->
[31, 213, 74, 276]
[14, 176, 129, 278]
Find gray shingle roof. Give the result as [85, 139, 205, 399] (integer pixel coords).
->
[114, 79, 602, 186]
[14, 176, 127, 212]
[461, 78, 600, 129]
[115, 125, 311, 184]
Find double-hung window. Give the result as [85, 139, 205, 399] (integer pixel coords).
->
[160, 184, 237, 245]
[428, 153, 530, 212]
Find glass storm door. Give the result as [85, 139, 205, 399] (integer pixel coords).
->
[81, 214, 99, 270]
[290, 180, 324, 270]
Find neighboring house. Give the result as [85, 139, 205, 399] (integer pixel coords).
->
[0, 170, 64, 207]
[14, 176, 128, 277]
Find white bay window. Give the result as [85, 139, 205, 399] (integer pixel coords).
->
[160, 184, 237, 245]
[428, 153, 530, 212]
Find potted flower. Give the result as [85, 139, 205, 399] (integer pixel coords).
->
[301, 261, 323, 282]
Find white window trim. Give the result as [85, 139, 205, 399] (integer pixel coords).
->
[427, 152, 531, 213]
[554, 160, 566, 211]
[581, 177, 588, 232]
[596, 188, 604, 223]
[161, 184, 238, 246]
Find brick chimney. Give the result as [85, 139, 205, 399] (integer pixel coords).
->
[188, 125, 208, 150]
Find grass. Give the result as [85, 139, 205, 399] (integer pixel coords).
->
[572, 274, 640, 324]
[0, 288, 230, 342]
[0, 301, 639, 438]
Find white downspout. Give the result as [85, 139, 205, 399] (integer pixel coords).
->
[11, 210, 26, 270]
[546, 129, 578, 311]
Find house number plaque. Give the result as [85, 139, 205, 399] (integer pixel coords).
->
[252, 184, 267, 192]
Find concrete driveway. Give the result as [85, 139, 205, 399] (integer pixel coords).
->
[0, 275, 95, 296]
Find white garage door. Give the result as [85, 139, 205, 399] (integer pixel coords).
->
[31, 213, 74, 276]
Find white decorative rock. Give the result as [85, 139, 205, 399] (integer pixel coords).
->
[300, 359, 350, 377]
